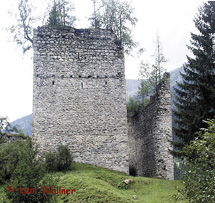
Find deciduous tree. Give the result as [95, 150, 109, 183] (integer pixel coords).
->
[176, 120, 215, 202]
[89, 0, 138, 55]
[138, 34, 167, 104]
[9, 0, 76, 53]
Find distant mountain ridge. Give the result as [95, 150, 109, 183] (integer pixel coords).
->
[126, 66, 183, 98]
[11, 114, 32, 137]
[11, 67, 183, 137]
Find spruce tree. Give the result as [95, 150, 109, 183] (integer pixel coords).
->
[173, 1, 215, 156]
[46, 0, 76, 27]
[47, 1, 61, 27]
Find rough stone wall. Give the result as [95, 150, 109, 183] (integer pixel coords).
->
[33, 27, 128, 174]
[128, 73, 174, 180]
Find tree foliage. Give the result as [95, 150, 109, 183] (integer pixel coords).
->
[173, 1, 215, 156]
[0, 139, 58, 202]
[153, 35, 167, 84]
[176, 119, 215, 202]
[44, 144, 73, 172]
[9, 0, 76, 53]
[9, 0, 35, 53]
[138, 35, 167, 104]
[89, 0, 102, 28]
[0, 117, 25, 144]
[0, 139, 73, 202]
[138, 62, 156, 105]
[46, 0, 76, 27]
[89, 0, 138, 55]
[126, 96, 141, 119]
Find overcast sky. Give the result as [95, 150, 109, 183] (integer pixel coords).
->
[0, 0, 207, 122]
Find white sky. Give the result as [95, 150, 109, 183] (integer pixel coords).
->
[0, 0, 206, 121]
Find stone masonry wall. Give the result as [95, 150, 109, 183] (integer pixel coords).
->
[128, 73, 174, 180]
[33, 27, 128, 174]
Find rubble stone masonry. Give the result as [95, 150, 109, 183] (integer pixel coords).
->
[33, 26, 174, 179]
[33, 26, 128, 173]
[128, 73, 174, 180]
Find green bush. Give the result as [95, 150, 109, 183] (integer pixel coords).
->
[117, 181, 130, 190]
[178, 119, 215, 202]
[0, 139, 57, 203]
[0, 141, 21, 184]
[56, 144, 73, 171]
[127, 96, 141, 119]
[44, 151, 58, 172]
[44, 144, 73, 172]
[7, 174, 58, 203]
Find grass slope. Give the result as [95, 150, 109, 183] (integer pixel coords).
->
[0, 163, 187, 203]
[55, 164, 186, 203]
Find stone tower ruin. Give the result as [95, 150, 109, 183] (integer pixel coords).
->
[128, 73, 174, 180]
[33, 26, 174, 180]
[33, 27, 128, 173]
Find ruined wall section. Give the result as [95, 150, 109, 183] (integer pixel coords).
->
[128, 73, 174, 180]
[33, 27, 128, 174]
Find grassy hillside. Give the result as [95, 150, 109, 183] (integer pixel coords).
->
[0, 163, 187, 203]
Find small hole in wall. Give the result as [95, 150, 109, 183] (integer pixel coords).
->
[88, 75, 92, 78]
[70, 75, 73, 78]
[52, 81, 55, 85]
[79, 75, 81, 78]
[105, 81, 107, 85]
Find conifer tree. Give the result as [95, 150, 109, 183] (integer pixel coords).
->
[47, 1, 61, 26]
[173, 1, 215, 156]
[46, 0, 76, 27]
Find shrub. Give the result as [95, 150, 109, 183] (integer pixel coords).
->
[0, 117, 24, 144]
[0, 139, 57, 202]
[127, 96, 141, 119]
[117, 181, 130, 190]
[178, 119, 215, 202]
[0, 141, 21, 184]
[56, 144, 73, 171]
[44, 151, 58, 172]
[44, 144, 73, 172]
[7, 174, 58, 203]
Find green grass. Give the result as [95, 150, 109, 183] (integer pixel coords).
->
[0, 163, 187, 203]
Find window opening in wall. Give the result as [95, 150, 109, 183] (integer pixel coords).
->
[52, 81, 55, 85]
[105, 81, 107, 85]
[88, 75, 92, 78]
[81, 82, 83, 89]
[79, 75, 81, 78]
